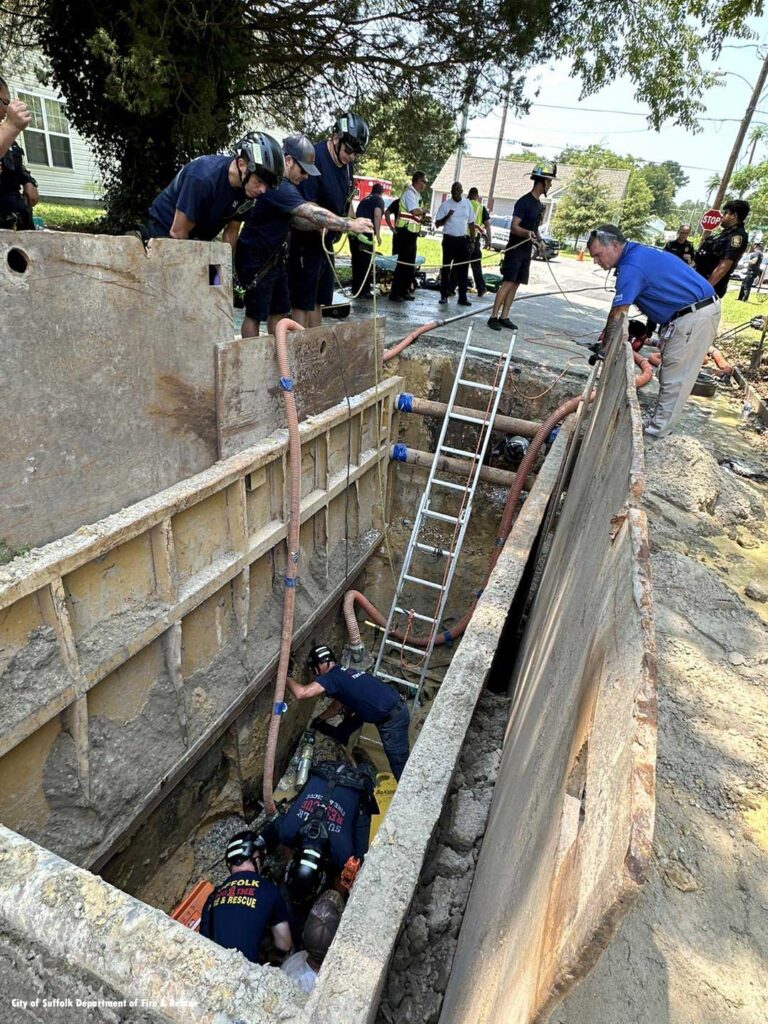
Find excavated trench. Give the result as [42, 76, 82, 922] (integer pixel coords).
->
[96, 344, 585, 981]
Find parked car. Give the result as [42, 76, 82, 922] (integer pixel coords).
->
[488, 215, 560, 260]
[731, 252, 755, 282]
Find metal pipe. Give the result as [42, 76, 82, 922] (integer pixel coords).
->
[391, 444, 536, 490]
[397, 394, 541, 437]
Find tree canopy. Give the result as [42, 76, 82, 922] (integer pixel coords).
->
[551, 159, 617, 246]
[619, 171, 655, 240]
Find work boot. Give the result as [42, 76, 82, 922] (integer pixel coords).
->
[457, 298, 472, 307]
[498, 317, 517, 329]
[487, 317, 502, 331]
[403, 293, 415, 301]
[439, 297, 448, 306]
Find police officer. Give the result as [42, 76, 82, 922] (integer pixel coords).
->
[199, 831, 292, 964]
[145, 132, 284, 244]
[488, 162, 556, 331]
[289, 113, 372, 327]
[389, 170, 428, 302]
[287, 644, 410, 780]
[261, 761, 378, 908]
[467, 187, 491, 297]
[664, 224, 695, 264]
[738, 243, 763, 302]
[0, 76, 38, 230]
[694, 199, 749, 297]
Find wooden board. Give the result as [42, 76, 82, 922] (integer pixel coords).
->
[216, 319, 384, 458]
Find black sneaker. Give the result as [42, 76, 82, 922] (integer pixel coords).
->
[438, 297, 448, 306]
[457, 299, 472, 307]
[403, 293, 415, 301]
[487, 317, 502, 331]
[498, 317, 517, 329]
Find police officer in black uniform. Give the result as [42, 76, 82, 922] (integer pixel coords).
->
[694, 200, 749, 297]
[0, 77, 38, 230]
[664, 224, 695, 264]
[738, 242, 763, 302]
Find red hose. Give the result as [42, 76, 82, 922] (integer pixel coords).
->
[708, 346, 733, 375]
[633, 351, 654, 388]
[263, 318, 304, 816]
[344, 393, 587, 649]
[383, 321, 439, 363]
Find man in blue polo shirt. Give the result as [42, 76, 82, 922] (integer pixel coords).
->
[146, 132, 284, 243]
[236, 134, 374, 337]
[289, 112, 370, 327]
[587, 224, 720, 440]
[286, 643, 410, 780]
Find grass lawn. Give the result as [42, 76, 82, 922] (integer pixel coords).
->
[36, 202, 104, 232]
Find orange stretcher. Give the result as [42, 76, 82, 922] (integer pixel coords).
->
[170, 879, 214, 931]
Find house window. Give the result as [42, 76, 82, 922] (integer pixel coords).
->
[18, 91, 73, 169]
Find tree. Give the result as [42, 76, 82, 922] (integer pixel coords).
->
[355, 91, 460, 197]
[730, 161, 768, 224]
[619, 171, 654, 240]
[706, 174, 721, 201]
[504, 149, 552, 165]
[638, 164, 676, 220]
[555, 144, 635, 170]
[551, 159, 617, 248]
[659, 160, 689, 192]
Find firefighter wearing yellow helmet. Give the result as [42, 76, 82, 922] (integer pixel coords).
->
[488, 162, 557, 331]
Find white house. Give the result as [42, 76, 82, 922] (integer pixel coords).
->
[3, 66, 102, 205]
[431, 155, 631, 235]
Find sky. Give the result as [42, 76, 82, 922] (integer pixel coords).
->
[463, 14, 768, 206]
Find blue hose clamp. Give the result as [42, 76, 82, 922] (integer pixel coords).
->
[397, 393, 414, 412]
[392, 443, 408, 462]
[279, 376, 294, 392]
[273, 701, 288, 715]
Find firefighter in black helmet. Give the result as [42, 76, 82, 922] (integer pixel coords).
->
[488, 161, 557, 331]
[289, 113, 373, 328]
[144, 131, 284, 245]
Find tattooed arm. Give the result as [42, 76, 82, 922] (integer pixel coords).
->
[290, 202, 373, 235]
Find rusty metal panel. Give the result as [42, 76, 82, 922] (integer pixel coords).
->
[438, 322, 657, 1024]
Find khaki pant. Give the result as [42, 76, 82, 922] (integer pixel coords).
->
[644, 301, 721, 439]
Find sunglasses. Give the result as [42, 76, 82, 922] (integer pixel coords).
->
[342, 141, 363, 156]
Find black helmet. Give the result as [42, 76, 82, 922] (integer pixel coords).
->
[308, 644, 336, 672]
[333, 112, 369, 155]
[232, 131, 284, 189]
[531, 161, 557, 182]
[225, 830, 265, 869]
[303, 890, 344, 962]
[285, 843, 329, 906]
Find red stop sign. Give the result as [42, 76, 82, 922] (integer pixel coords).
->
[700, 208, 722, 232]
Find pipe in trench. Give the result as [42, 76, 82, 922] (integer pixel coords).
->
[263, 318, 305, 817]
[396, 393, 541, 438]
[344, 393, 587, 649]
[383, 303, 494, 363]
[391, 443, 537, 491]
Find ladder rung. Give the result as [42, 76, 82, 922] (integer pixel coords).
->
[384, 638, 428, 655]
[415, 542, 454, 558]
[439, 446, 479, 459]
[404, 574, 444, 591]
[449, 412, 487, 425]
[394, 607, 435, 623]
[458, 378, 497, 391]
[422, 509, 461, 524]
[432, 478, 466, 491]
[378, 672, 417, 691]
[467, 344, 506, 356]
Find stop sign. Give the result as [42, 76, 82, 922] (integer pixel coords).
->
[700, 208, 722, 232]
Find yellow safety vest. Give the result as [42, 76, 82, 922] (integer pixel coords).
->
[467, 199, 484, 235]
[396, 188, 422, 233]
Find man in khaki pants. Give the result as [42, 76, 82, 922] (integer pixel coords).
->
[587, 224, 721, 439]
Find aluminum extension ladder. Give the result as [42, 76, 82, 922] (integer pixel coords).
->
[373, 323, 517, 707]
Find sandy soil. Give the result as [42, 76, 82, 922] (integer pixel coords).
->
[552, 389, 768, 1024]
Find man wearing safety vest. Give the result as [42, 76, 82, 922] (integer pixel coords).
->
[389, 170, 428, 302]
[467, 187, 491, 297]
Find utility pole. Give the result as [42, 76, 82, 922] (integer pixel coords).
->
[487, 82, 511, 213]
[711, 51, 768, 212]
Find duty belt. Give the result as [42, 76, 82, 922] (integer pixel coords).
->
[668, 294, 718, 323]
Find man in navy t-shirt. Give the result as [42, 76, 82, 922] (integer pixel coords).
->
[235, 134, 373, 338]
[287, 643, 410, 780]
[488, 162, 557, 331]
[587, 223, 720, 439]
[146, 131, 283, 245]
[199, 831, 292, 964]
[289, 112, 371, 327]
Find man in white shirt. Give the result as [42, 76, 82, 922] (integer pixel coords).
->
[435, 181, 476, 307]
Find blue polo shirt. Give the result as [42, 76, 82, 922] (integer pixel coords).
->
[318, 666, 399, 723]
[613, 241, 716, 324]
[199, 871, 288, 964]
[149, 155, 254, 240]
[238, 178, 306, 252]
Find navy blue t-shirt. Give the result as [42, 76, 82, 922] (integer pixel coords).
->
[356, 193, 385, 221]
[238, 178, 306, 252]
[511, 191, 543, 234]
[299, 142, 353, 215]
[148, 155, 254, 240]
[199, 870, 288, 964]
[275, 770, 369, 865]
[319, 666, 399, 722]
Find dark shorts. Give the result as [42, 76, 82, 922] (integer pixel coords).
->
[235, 244, 290, 322]
[289, 235, 335, 311]
[501, 247, 532, 284]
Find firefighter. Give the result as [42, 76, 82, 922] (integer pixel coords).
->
[467, 187, 491, 297]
